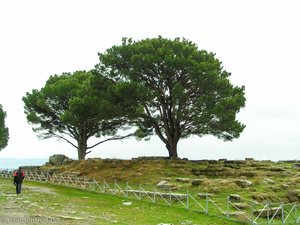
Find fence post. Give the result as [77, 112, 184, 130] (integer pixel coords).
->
[296, 204, 299, 225]
[205, 193, 208, 215]
[227, 196, 230, 218]
[281, 204, 284, 225]
[93, 178, 96, 192]
[139, 184, 142, 200]
[103, 180, 106, 193]
[267, 202, 270, 225]
[251, 204, 254, 225]
[186, 191, 189, 210]
[169, 187, 172, 206]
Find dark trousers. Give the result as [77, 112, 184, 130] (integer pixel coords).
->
[16, 182, 22, 194]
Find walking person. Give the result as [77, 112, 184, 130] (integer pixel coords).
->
[13, 166, 25, 194]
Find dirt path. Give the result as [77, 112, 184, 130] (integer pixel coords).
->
[0, 180, 92, 225]
[23, 186, 58, 195]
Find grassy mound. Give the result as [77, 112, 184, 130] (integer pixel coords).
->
[42, 158, 300, 205]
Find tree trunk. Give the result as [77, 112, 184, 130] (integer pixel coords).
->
[77, 137, 88, 160]
[166, 141, 178, 159]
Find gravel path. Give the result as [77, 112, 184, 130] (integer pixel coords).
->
[0, 180, 92, 225]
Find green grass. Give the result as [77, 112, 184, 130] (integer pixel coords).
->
[0, 178, 245, 225]
[6, 158, 297, 224]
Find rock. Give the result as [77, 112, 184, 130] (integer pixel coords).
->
[63, 171, 81, 177]
[156, 180, 169, 187]
[162, 193, 186, 200]
[233, 202, 248, 209]
[156, 180, 178, 190]
[245, 158, 254, 161]
[270, 167, 285, 172]
[172, 164, 185, 168]
[197, 193, 213, 198]
[29, 202, 38, 207]
[122, 202, 132, 206]
[218, 158, 227, 162]
[191, 166, 235, 177]
[251, 193, 277, 202]
[190, 160, 218, 164]
[49, 154, 73, 166]
[279, 160, 300, 163]
[191, 179, 205, 186]
[133, 156, 170, 161]
[293, 163, 300, 168]
[287, 190, 300, 202]
[210, 187, 219, 193]
[126, 190, 186, 200]
[227, 211, 248, 217]
[253, 207, 282, 218]
[58, 215, 84, 220]
[228, 194, 241, 202]
[191, 169, 202, 176]
[179, 221, 193, 225]
[235, 179, 253, 188]
[175, 178, 190, 183]
[224, 160, 247, 165]
[160, 177, 172, 181]
[263, 178, 275, 184]
[239, 171, 257, 177]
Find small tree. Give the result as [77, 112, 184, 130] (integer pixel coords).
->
[97, 37, 246, 158]
[0, 104, 9, 151]
[23, 70, 132, 160]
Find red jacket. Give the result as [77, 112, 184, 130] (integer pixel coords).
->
[13, 170, 25, 183]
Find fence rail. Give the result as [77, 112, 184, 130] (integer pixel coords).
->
[1, 170, 299, 224]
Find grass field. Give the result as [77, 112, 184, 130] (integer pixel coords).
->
[0, 178, 244, 225]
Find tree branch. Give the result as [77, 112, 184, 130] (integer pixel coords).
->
[86, 150, 92, 155]
[144, 105, 168, 144]
[87, 133, 134, 150]
[54, 134, 77, 149]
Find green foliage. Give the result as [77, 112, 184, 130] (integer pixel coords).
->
[97, 36, 246, 158]
[0, 104, 9, 150]
[23, 70, 131, 159]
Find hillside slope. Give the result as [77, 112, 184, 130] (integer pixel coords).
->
[42, 157, 300, 204]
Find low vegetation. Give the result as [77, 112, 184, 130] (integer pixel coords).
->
[0, 178, 243, 225]
[42, 157, 300, 205]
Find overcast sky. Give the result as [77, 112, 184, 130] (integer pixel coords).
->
[0, 0, 299, 161]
